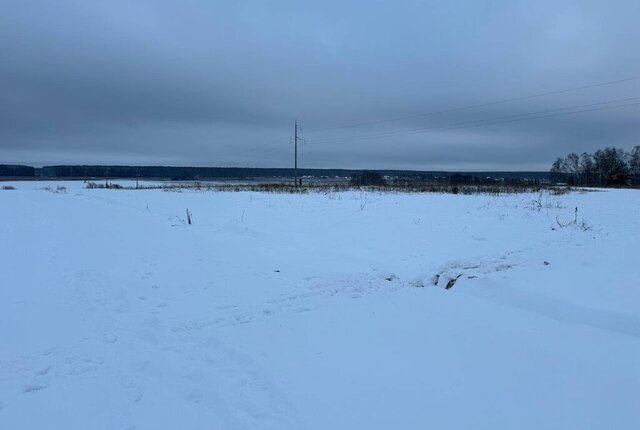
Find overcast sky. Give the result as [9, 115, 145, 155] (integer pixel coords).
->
[2, 0, 639, 170]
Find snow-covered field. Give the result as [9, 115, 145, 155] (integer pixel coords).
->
[1, 181, 639, 429]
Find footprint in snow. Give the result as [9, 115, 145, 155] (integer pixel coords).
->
[103, 333, 118, 343]
[22, 381, 50, 394]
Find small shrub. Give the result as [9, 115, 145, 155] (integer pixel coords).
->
[550, 187, 571, 196]
[350, 171, 386, 186]
[42, 185, 67, 194]
[83, 179, 564, 195]
[578, 219, 592, 231]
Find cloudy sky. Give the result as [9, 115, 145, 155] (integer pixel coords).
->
[2, 0, 639, 170]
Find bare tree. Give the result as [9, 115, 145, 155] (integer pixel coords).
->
[579, 152, 596, 185]
[549, 157, 565, 183]
[629, 145, 640, 184]
[564, 152, 580, 184]
[550, 146, 632, 187]
[593, 147, 628, 186]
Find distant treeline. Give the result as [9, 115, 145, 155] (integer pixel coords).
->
[349, 171, 541, 188]
[550, 146, 640, 186]
[0, 165, 36, 176]
[39, 165, 357, 180]
[0, 164, 549, 182]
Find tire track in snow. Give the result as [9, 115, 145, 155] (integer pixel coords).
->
[170, 271, 407, 334]
[460, 281, 640, 339]
[424, 236, 640, 339]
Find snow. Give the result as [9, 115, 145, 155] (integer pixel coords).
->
[1, 182, 639, 429]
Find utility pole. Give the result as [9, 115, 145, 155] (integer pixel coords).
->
[294, 120, 299, 187]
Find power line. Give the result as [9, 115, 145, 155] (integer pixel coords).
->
[222, 96, 640, 166]
[218, 131, 292, 166]
[304, 75, 640, 133]
[219, 75, 640, 167]
[224, 141, 292, 167]
[306, 97, 640, 145]
[294, 120, 299, 186]
[307, 96, 640, 144]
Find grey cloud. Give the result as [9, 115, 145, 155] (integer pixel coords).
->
[1, 0, 640, 169]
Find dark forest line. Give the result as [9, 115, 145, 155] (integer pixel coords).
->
[1, 164, 549, 182]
